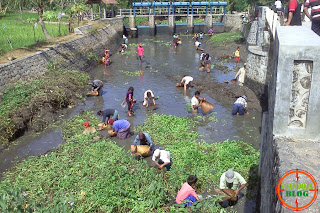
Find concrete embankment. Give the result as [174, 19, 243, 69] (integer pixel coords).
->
[0, 17, 124, 91]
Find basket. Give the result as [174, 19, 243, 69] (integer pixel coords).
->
[224, 189, 237, 201]
[201, 101, 214, 114]
[87, 90, 98, 96]
[98, 123, 111, 130]
[131, 145, 152, 157]
[186, 103, 192, 112]
[231, 79, 237, 85]
[108, 130, 117, 137]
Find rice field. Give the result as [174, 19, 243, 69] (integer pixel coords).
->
[0, 12, 69, 54]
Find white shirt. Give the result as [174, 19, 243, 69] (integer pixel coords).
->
[183, 76, 193, 84]
[195, 41, 200, 47]
[152, 150, 170, 163]
[235, 67, 246, 84]
[274, 0, 282, 9]
[143, 89, 154, 105]
[191, 96, 199, 108]
[144, 89, 154, 99]
[200, 53, 205, 60]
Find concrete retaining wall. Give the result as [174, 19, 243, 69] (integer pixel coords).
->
[223, 14, 243, 32]
[0, 17, 123, 90]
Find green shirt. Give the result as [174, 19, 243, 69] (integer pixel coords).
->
[219, 172, 247, 190]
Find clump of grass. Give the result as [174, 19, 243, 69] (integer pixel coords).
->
[209, 31, 244, 46]
[0, 112, 259, 212]
[0, 69, 89, 146]
[119, 70, 142, 76]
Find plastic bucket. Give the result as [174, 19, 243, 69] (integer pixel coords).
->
[186, 103, 192, 112]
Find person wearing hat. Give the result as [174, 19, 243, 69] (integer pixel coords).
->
[88, 80, 103, 96]
[215, 169, 247, 203]
[97, 109, 119, 130]
[131, 132, 154, 154]
[137, 43, 144, 63]
[232, 95, 248, 115]
[234, 63, 246, 86]
[152, 149, 171, 171]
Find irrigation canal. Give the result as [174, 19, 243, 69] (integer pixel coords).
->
[0, 34, 261, 212]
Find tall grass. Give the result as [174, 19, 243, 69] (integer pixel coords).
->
[0, 12, 69, 54]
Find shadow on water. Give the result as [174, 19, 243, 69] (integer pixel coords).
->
[0, 35, 261, 212]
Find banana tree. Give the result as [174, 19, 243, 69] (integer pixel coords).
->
[43, 10, 56, 37]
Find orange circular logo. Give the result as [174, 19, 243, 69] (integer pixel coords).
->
[276, 169, 318, 211]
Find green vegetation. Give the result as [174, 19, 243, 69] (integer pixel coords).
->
[0, 12, 69, 54]
[135, 17, 148, 26]
[0, 70, 89, 146]
[119, 70, 142, 76]
[175, 17, 205, 24]
[0, 112, 259, 212]
[209, 31, 244, 46]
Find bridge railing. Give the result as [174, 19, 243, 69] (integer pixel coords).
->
[118, 7, 224, 17]
[264, 7, 280, 39]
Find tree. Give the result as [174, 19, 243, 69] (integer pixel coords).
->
[70, 3, 89, 27]
[43, 10, 56, 37]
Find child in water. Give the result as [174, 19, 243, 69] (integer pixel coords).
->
[123, 87, 134, 116]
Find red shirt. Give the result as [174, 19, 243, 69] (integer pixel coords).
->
[175, 182, 198, 204]
[137, 46, 144, 56]
[289, 0, 298, 12]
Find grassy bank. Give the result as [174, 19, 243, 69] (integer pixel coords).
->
[0, 69, 89, 147]
[0, 12, 69, 54]
[209, 32, 244, 46]
[0, 112, 259, 212]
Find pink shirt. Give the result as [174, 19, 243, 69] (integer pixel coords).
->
[137, 46, 144, 56]
[175, 182, 198, 204]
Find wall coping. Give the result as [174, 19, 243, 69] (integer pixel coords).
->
[0, 25, 113, 69]
[248, 46, 268, 57]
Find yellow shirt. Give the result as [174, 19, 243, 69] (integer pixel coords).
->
[235, 50, 240, 57]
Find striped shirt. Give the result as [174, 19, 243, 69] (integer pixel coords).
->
[305, 0, 320, 20]
[234, 97, 247, 108]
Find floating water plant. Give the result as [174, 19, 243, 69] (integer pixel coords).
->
[119, 70, 142, 76]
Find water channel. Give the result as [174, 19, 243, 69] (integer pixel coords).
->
[0, 34, 261, 212]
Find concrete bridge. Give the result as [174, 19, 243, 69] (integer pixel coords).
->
[245, 6, 320, 212]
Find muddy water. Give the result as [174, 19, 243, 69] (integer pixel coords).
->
[0, 35, 261, 212]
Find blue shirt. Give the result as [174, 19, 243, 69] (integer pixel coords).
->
[133, 132, 153, 148]
[113, 120, 130, 131]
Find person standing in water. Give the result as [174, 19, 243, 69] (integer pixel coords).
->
[137, 43, 144, 64]
[123, 87, 134, 117]
[234, 47, 240, 66]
